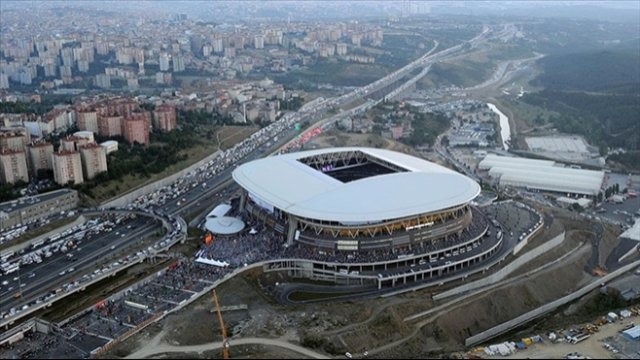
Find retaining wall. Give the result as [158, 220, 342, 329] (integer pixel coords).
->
[433, 232, 565, 301]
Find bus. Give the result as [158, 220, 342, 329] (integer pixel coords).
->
[1, 250, 14, 263]
[31, 238, 45, 249]
[2, 262, 20, 275]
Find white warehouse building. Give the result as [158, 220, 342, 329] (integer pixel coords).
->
[479, 154, 605, 196]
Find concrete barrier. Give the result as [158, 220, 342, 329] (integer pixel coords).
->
[513, 221, 544, 255]
[433, 232, 565, 301]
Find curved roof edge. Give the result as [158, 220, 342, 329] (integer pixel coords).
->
[233, 147, 480, 223]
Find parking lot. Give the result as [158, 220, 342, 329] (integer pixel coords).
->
[483, 318, 640, 359]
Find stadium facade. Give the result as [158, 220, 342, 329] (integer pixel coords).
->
[232, 148, 505, 288]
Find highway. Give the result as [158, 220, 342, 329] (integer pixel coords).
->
[0, 216, 164, 314]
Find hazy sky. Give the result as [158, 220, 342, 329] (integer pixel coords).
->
[1, 1, 638, 23]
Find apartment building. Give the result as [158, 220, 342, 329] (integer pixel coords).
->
[76, 108, 99, 134]
[0, 189, 78, 230]
[122, 113, 150, 145]
[152, 104, 177, 132]
[0, 131, 27, 151]
[60, 135, 91, 152]
[26, 141, 54, 176]
[52, 150, 83, 185]
[97, 114, 123, 137]
[79, 142, 107, 180]
[0, 149, 29, 184]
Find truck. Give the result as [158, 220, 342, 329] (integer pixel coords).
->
[611, 194, 626, 204]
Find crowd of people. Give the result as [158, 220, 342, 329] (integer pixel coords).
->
[196, 206, 495, 268]
[0, 328, 87, 359]
[484, 200, 542, 243]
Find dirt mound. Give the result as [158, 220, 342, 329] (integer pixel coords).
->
[433, 245, 591, 349]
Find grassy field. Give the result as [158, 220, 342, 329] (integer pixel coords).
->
[89, 125, 258, 204]
[425, 58, 495, 88]
[217, 125, 259, 150]
[492, 97, 560, 135]
[296, 61, 392, 87]
[90, 142, 220, 203]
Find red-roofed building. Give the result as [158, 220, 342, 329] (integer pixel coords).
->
[97, 114, 123, 137]
[122, 113, 150, 145]
[152, 104, 177, 132]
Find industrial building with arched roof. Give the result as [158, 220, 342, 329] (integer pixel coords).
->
[478, 154, 605, 196]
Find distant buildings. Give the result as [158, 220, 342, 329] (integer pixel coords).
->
[172, 54, 185, 72]
[95, 74, 111, 89]
[0, 74, 9, 89]
[254, 35, 265, 49]
[159, 53, 171, 72]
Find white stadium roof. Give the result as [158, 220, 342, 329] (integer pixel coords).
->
[207, 203, 232, 218]
[232, 147, 480, 223]
[479, 154, 605, 196]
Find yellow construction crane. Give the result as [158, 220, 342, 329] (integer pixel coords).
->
[212, 289, 230, 359]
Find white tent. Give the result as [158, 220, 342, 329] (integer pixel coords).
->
[207, 203, 232, 218]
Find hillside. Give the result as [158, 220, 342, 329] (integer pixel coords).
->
[530, 50, 640, 93]
[521, 49, 640, 170]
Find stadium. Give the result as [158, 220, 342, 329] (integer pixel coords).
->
[232, 147, 505, 288]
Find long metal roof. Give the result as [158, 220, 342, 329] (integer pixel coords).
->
[232, 147, 480, 223]
[479, 154, 605, 196]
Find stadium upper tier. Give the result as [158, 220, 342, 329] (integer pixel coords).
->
[232, 147, 481, 224]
